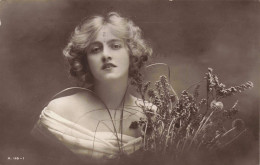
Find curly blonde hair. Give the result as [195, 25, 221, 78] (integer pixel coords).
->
[63, 12, 152, 85]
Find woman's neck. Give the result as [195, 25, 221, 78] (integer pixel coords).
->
[93, 77, 130, 109]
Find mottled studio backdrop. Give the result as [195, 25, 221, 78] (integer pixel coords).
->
[0, 0, 259, 165]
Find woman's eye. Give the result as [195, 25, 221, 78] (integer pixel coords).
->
[111, 43, 122, 50]
[90, 46, 101, 54]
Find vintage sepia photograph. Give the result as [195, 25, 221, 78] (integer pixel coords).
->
[0, 0, 259, 165]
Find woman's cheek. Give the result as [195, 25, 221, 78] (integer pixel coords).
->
[87, 56, 101, 78]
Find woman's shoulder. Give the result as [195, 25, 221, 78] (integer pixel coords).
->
[47, 90, 102, 121]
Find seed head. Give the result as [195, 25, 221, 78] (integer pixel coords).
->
[210, 100, 224, 110]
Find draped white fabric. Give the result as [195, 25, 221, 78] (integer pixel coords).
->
[32, 107, 143, 163]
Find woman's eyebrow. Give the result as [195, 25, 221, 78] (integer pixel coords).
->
[88, 41, 101, 46]
[88, 39, 123, 47]
[107, 39, 123, 44]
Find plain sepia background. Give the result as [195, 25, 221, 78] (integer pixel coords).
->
[0, 0, 259, 164]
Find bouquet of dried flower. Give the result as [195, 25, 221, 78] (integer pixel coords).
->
[130, 66, 253, 163]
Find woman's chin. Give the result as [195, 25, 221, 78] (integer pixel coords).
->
[97, 74, 126, 82]
[95, 71, 129, 81]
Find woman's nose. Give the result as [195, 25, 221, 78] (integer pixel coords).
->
[102, 46, 112, 62]
[102, 56, 111, 63]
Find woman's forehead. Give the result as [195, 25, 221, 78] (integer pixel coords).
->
[93, 25, 125, 43]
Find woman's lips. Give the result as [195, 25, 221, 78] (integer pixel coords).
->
[102, 63, 117, 70]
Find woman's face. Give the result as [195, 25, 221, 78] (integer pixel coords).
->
[86, 25, 130, 83]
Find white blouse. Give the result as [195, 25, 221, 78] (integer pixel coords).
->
[31, 107, 143, 164]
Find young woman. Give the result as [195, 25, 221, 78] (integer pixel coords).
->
[31, 12, 153, 163]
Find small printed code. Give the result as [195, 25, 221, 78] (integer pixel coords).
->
[7, 157, 25, 160]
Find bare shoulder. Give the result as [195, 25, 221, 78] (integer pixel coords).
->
[47, 91, 102, 120]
